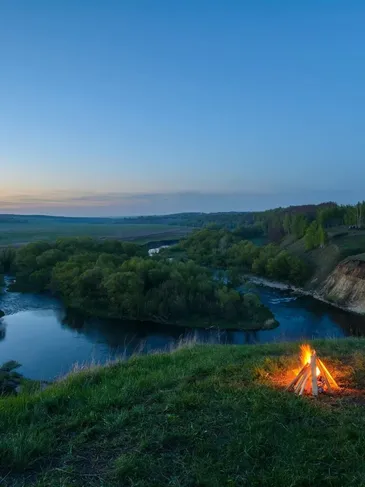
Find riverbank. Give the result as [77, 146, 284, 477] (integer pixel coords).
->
[246, 274, 365, 316]
[2, 338, 365, 486]
[4, 268, 365, 381]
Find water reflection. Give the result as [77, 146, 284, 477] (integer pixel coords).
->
[61, 311, 199, 355]
[256, 288, 365, 341]
[60, 309, 266, 350]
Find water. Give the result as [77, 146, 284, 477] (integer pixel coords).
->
[148, 245, 170, 256]
[2, 278, 365, 380]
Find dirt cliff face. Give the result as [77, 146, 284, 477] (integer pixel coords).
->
[319, 258, 365, 313]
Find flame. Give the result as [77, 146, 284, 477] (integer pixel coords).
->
[300, 344, 320, 376]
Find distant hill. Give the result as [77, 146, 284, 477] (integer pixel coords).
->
[0, 214, 191, 246]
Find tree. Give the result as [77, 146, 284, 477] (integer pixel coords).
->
[305, 222, 327, 250]
[283, 213, 292, 235]
[305, 222, 318, 250]
[344, 205, 357, 226]
[318, 225, 328, 248]
[0, 247, 16, 274]
[292, 215, 308, 239]
[356, 201, 365, 228]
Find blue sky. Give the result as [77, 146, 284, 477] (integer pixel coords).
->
[1, 1, 365, 215]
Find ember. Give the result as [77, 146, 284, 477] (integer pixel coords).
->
[286, 344, 339, 396]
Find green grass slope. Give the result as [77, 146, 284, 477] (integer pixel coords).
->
[2, 340, 365, 486]
[281, 228, 365, 289]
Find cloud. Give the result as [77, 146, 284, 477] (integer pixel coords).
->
[0, 189, 361, 217]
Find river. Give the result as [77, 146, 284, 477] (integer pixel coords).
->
[2, 276, 365, 380]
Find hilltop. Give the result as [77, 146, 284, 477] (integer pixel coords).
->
[1, 339, 365, 486]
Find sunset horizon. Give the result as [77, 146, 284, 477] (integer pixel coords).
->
[3, 2, 365, 215]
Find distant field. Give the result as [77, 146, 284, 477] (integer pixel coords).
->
[0, 217, 191, 246]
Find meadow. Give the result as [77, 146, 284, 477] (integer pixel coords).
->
[1, 339, 365, 486]
[0, 215, 190, 246]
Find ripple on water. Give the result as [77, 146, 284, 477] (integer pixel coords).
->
[0, 283, 61, 316]
[270, 297, 298, 304]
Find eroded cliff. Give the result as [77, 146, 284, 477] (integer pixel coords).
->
[319, 256, 365, 313]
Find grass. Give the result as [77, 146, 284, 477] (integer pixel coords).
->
[2, 339, 365, 486]
[0, 220, 190, 246]
[281, 227, 365, 289]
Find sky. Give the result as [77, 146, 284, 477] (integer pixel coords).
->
[1, 0, 365, 216]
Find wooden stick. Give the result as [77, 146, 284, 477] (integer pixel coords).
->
[285, 364, 308, 391]
[294, 373, 307, 394]
[318, 358, 339, 389]
[294, 366, 310, 394]
[299, 369, 311, 395]
[293, 365, 309, 393]
[311, 352, 318, 396]
[317, 362, 333, 393]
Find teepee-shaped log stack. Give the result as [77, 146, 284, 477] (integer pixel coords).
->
[286, 349, 338, 396]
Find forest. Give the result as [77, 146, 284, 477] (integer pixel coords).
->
[171, 227, 310, 285]
[1, 237, 275, 330]
[119, 201, 365, 251]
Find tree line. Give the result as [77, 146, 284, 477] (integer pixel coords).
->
[171, 202, 365, 249]
[264, 202, 365, 250]
[176, 228, 310, 285]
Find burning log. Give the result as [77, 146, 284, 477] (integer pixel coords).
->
[293, 365, 309, 394]
[310, 352, 318, 396]
[317, 358, 339, 392]
[286, 345, 339, 396]
[299, 369, 310, 395]
[286, 363, 308, 392]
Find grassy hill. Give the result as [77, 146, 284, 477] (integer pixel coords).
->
[2, 339, 365, 486]
[281, 227, 365, 289]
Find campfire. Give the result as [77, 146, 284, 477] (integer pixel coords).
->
[286, 344, 339, 396]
